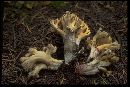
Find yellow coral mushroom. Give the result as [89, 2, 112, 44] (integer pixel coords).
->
[50, 11, 91, 64]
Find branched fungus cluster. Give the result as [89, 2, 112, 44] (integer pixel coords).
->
[50, 11, 91, 64]
[20, 11, 120, 77]
[75, 28, 120, 75]
[20, 44, 63, 78]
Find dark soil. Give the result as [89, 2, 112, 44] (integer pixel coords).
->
[2, 1, 127, 85]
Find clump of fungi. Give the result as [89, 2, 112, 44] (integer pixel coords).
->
[20, 44, 63, 78]
[75, 28, 120, 75]
[50, 11, 91, 64]
[20, 11, 120, 77]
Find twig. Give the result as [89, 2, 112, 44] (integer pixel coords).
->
[12, 25, 16, 48]
[75, 3, 90, 12]
[117, 29, 127, 33]
[21, 21, 32, 33]
[31, 12, 42, 22]
[9, 48, 15, 60]
[98, 74, 109, 84]
[15, 49, 23, 61]
[96, 23, 105, 28]
[2, 59, 14, 62]
[111, 74, 119, 84]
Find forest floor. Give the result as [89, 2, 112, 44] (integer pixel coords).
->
[2, 1, 127, 85]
